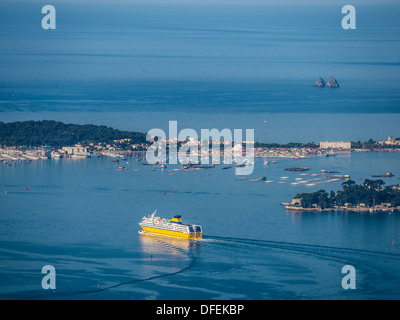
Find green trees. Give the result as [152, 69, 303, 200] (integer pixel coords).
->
[342, 179, 356, 188]
[294, 190, 332, 209]
[351, 138, 400, 150]
[0, 120, 146, 147]
[363, 179, 385, 190]
[363, 139, 376, 150]
[294, 179, 400, 209]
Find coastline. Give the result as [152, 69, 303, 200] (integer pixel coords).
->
[1, 147, 400, 162]
[1, 120, 399, 162]
[282, 204, 400, 213]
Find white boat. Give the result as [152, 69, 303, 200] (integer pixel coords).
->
[154, 164, 167, 169]
[71, 154, 88, 159]
[51, 151, 61, 159]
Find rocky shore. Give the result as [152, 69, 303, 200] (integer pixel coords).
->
[314, 76, 339, 88]
[282, 204, 400, 213]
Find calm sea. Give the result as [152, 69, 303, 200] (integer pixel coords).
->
[1, 2, 399, 141]
[0, 2, 400, 299]
[0, 152, 400, 299]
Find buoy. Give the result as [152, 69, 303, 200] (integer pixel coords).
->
[25, 187, 28, 191]
[172, 190, 175, 193]
[162, 192, 165, 195]
[393, 240, 395, 246]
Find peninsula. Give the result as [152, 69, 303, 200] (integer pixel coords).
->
[281, 179, 400, 213]
[0, 120, 146, 147]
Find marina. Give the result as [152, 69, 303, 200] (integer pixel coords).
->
[1, 150, 398, 193]
[1, 138, 400, 300]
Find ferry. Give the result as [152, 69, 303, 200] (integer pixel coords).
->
[139, 211, 202, 240]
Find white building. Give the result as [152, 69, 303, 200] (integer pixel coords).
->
[319, 141, 351, 149]
[379, 136, 400, 146]
[62, 146, 88, 155]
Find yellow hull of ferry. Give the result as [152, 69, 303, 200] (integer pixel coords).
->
[140, 226, 202, 240]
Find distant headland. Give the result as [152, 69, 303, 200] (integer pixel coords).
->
[0, 120, 399, 161]
[0, 120, 146, 148]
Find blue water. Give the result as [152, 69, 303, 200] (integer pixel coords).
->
[1, 2, 399, 142]
[1, 2, 400, 115]
[1, 1, 400, 299]
[0, 152, 400, 299]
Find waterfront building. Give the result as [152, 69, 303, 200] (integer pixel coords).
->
[62, 146, 89, 155]
[379, 136, 400, 146]
[319, 141, 351, 149]
[291, 198, 302, 206]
